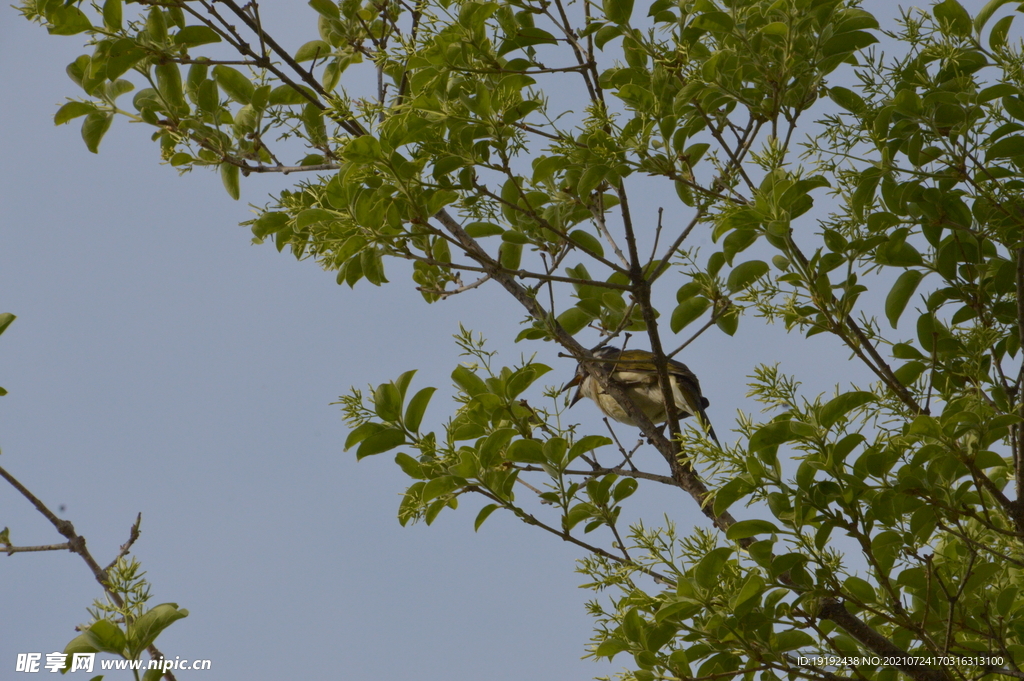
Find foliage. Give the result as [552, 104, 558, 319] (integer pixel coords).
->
[19, 0, 1024, 679]
[62, 558, 188, 674]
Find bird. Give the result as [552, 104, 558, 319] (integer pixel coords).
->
[565, 347, 719, 444]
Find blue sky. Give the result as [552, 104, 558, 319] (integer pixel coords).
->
[0, 3, 893, 679]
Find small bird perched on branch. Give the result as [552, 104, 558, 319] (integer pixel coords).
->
[565, 347, 719, 444]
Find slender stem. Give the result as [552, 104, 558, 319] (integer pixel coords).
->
[651, 210, 705, 282]
[468, 486, 671, 582]
[4, 543, 73, 554]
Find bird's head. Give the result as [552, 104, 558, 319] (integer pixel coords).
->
[563, 346, 624, 407]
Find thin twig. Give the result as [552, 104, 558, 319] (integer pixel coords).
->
[105, 513, 143, 572]
[4, 543, 73, 554]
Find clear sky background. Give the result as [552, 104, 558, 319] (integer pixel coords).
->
[1, 3, 905, 680]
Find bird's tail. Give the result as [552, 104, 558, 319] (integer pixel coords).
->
[698, 409, 720, 445]
[677, 390, 720, 446]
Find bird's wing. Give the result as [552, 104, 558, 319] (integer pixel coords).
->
[609, 350, 660, 387]
[668, 360, 720, 445]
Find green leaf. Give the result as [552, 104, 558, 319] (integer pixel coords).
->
[309, 0, 339, 19]
[612, 477, 638, 502]
[220, 163, 240, 200]
[910, 414, 943, 439]
[670, 297, 710, 333]
[568, 230, 604, 257]
[603, 0, 634, 25]
[213, 65, 254, 104]
[404, 387, 435, 432]
[251, 212, 289, 238]
[506, 439, 546, 464]
[0, 313, 15, 337]
[465, 222, 504, 238]
[885, 270, 924, 328]
[474, 504, 500, 531]
[48, 5, 92, 35]
[498, 27, 559, 55]
[714, 477, 753, 516]
[870, 530, 902, 574]
[146, 7, 167, 42]
[499, 242, 522, 270]
[84, 619, 127, 655]
[361, 249, 387, 286]
[452, 365, 487, 396]
[820, 30, 877, 57]
[62, 633, 100, 666]
[691, 12, 733, 32]
[577, 165, 607, 197]
[977, 0, 1015, 32]
[569, 435, 612, 461]
[694, 546, 732, 589]
[986, 135, 1024, 160]
[557, 307, 594, 335]
[989, 15, 1014, 50]
[675, 281, 702, 303]
[564, 501, 596, 530]
[373, 383, 403, 422]
[844, 575, 876, 603]
[774, 629, 815, 652]
[343, 136, 382, 162]
[479, 428, 516, 468]
[594, 24, 624, 49]
[828, 86, 865, 114]
[175, 26, 222, 47]
[394, 452, 424, 479]
[422, 476, 460, 502]
[933, 0, 972, 37]
[55, 101, 97, 125]
[155, 62, 185, 111]
[819, 392, 875, 429]
[501, 230, 529, 245]
[730, 573, 765, 612]
[102, 0, 122, 31]
[593, 638, 629, 659]
[749, 421, 796, 451]
[345, 422, 383, 450]
[268, 85, 310, 105]
[81, 112, 113, 153]
[107, 40, 146, 80]
[356, 427, 406, 459]
[894, 361, 926, 385]
[196, 79, 220, 112]
[726, 519, 779, 540]
[396, 371, 418, 401]
[126, 603, 188, 658]
[302, 104, 327, 144]
[295, 40, 332, 62]
[295, 208, 334, 230]
[727, 260, 768, 292]
[716, 308, 739, 336]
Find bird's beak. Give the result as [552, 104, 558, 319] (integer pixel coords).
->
[563, 374, 584, 408]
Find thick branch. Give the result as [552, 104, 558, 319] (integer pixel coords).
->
[818, 599, 951, 681]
